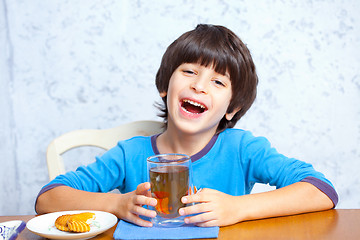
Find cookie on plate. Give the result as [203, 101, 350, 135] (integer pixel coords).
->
[55, 212, 95, 233]
[54, 214, 72, 232]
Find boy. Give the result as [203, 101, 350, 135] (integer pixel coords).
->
[36, 24, 338, 227]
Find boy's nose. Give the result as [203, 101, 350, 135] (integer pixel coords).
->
[190, 79, 208, 94]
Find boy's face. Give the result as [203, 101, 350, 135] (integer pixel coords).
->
[163, 63, 238, 136]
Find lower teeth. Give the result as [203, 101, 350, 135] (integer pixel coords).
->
[182, 107, 201, 114]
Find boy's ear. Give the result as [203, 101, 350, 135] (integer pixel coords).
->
[225, 107, 241, 121]
[160, 92, 167, 98]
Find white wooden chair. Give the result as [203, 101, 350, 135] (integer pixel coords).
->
[46, 120, 164, 180]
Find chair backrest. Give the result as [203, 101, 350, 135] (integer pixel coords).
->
[46, 120, 164, 180]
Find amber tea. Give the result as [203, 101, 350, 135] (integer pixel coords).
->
[150, 165, 189, 218]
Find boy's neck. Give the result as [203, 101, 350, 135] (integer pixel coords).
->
[156, 124, 218, 157]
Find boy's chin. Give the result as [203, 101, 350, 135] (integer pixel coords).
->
[171, 119, 219, 136]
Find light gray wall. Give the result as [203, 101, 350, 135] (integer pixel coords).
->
[1, 0, 359, 215]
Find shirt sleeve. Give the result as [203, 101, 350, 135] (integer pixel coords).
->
[241, 131, 338, 207]
[39, 143, 127, 193]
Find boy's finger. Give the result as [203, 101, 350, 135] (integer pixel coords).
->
[136, 182, 151, 194]
[182, 192, 205, 204]
[184, 211, 214, 225]
[131, 205, 157, 218]
[179, 203, 207, 216]
[127, 214, 153, 227]
[134, 194, 157, 206]
[196, 219, 218, 227]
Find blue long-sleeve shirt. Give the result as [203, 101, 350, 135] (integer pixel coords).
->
[37, 128, 338, 207]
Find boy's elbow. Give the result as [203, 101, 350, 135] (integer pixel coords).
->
[35, 192, 49, 214]
[35, 186, 62, 214]
[310, 183, 336, 211]
[322, 196, 335, 210]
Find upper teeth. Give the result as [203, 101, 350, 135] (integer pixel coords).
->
[183, 99, 206, 109]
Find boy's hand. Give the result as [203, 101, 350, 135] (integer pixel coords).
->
[117, 182, 157, 227]
[179, 188, 240, 227]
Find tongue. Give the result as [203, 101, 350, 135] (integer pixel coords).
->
[183, 102, 203, 114]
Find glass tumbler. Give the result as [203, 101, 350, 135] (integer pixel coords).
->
[147, 153, 192, 227]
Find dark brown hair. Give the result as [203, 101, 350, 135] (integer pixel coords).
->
[155, 24, 258, 132]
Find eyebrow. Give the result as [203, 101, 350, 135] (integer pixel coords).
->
[216, 70, 230, 81]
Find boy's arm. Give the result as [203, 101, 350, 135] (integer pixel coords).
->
[180, 181, 334, 227]
[35, 183, 157, 227]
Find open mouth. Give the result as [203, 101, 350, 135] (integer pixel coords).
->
[181, 99, 207, 114]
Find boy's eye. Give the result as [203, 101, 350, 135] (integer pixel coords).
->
[213, 79, 225, 87]
[183, 70, 196, 75]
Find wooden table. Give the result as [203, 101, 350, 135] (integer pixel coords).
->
[1, 209, 359, 239]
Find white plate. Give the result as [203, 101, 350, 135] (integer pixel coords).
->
[26, 210, 118, 240]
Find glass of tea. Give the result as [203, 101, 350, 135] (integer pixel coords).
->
[147, 153, 192, 227]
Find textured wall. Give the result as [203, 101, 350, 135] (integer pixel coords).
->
[1, 0, 359, 215]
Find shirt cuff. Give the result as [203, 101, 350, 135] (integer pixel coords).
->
[301, 176, 339, 207]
